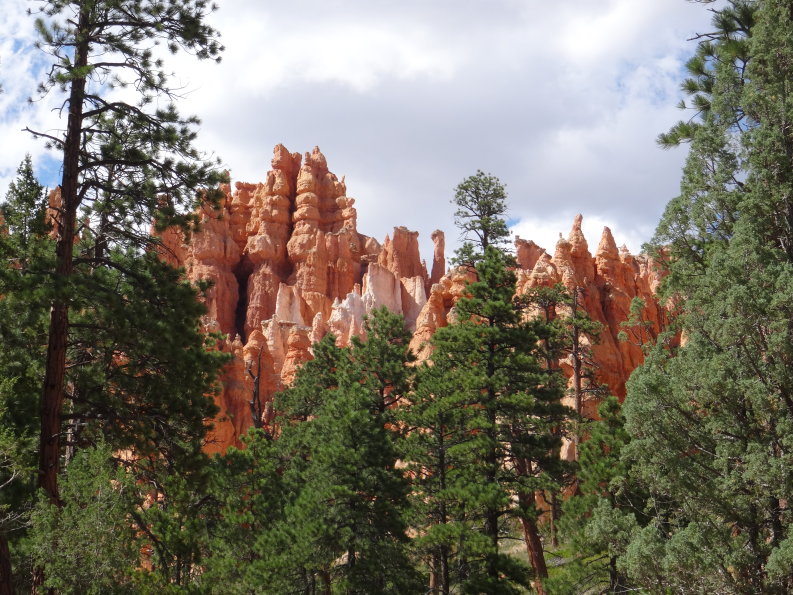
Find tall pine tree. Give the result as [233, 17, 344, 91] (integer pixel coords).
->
[622, 1, 793, 591]
[405, 172, 568, 594]
[27, 0, 227, 515]
[21, 2, 229, 589]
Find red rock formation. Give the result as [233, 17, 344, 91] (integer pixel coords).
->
[511, 215, 665, 405]
[165, 146, 664, 452]
[429, 230, 446, 289]
[164, 146, 436, 448]
[515, 237, 544, 272]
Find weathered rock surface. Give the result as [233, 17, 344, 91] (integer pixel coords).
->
[165, 145, 665, 451]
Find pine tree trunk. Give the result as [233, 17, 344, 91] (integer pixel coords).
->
[514, 480, 548, 595]
[513, 453, 549, 590]
[549, 492, 559, 548]
[440, 545, 450, 595]
[34, 3, 90, 592]
[518, 510, 547, 595]
[429, 553, 440, 595]
[0, 535, 13, 595]
[320, 570, 331, 595]
[37, 0, 88, 509]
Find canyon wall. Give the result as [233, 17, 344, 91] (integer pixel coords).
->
[161, 145, 665, 453]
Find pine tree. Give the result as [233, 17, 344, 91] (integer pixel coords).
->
[657, 0, 756, 148]
[451, 169, 511, 266]
[622, 0, 793, 591]
[0, 156, 52, 594]
[0, 155, 49, 265]
[401, 358, 478, 594]
[550, 398, 646, 594]
[403, 172, 569, 593]
[239, 309, 421, 593]
[5, 6, 232, 591]
[20, 2, 228, 588]
[523, 283, 605, 460]
[29, 444, 139, 594]
[199, 429, 285, 593]
[26, 0, 227, 516]
[430, 246, 568, 593]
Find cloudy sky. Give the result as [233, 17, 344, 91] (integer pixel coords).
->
[0, 0, 719, 260]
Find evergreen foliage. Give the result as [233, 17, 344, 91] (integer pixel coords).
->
[0, 156, 53, 593]
[427, 246, 568, 593]
[400, 171, 570, 593]
[452, 170, 511, 265]
[657, 0, 756, 148]
[523, 284, 606, 458]
[621, 0, 793, 591]
[11, 1, 793, 591]
[0, 0, 231, 588]
[205, 309, 422, 594]
[199, 429, 285, 593]
[550, 398, 646, 594]
[29, 444, 139, 594]
[28, 0, 228, 515]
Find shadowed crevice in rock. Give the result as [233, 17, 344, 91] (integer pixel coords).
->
[232, 255, 254, 343]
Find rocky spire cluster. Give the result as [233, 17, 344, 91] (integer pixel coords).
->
[162, 145, 663, 451]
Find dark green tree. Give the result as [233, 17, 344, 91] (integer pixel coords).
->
[428, 246, 568, 594]
[29, 444, 139, 594]
[198, 429, 285, 593]
[0, 155, 49, 263]
[20, 2, 228, 588]
[402, 352, 489, 594]
[657, 0, 756, 148]
[220, 309, 421, 594]
[550, 398, 647, 594]
[0, 156, 52, 594]
[452, 170, 511, 266]
[622, 0, 793, 591]
[524, 284, 605, 459]
[403, 172, 569, 593]
[520, 282, 607, 559]
[26, 0, 226, 515]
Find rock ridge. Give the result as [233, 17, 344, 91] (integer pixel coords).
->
[161, 145, 664, 452]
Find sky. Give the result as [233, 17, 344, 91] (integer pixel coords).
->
[0, 0, 721, 261]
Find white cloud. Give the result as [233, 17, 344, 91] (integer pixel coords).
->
[511, 213, 655, 257]
[0, 0, 66, 192]
[237, 25, 458, 94]
[0, 0, 716, 265]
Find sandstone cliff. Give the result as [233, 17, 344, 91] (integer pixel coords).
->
[162, 145, 664, 452]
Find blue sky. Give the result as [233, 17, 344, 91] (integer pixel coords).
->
[0, 0, 722, 259]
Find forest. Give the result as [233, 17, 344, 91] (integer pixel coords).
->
[2, 0, 793, 593]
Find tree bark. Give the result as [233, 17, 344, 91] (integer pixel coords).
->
[517, 503, 548, 595]
[37, 0, 90, 509]
[320, 570, 331, 595]
[0, 535, 13, 595]
[514, 456, 548, 595]
[513, 452, 549, 589]
[429, 553, 440, 595]
[34, 3, 90, 592]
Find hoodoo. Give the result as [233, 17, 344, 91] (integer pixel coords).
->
[161, 145, 665, 451]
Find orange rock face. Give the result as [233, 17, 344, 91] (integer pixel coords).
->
[165, 146, 436, 449]
[515, 216, 666, 412]
[166, 146, 664, 452]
